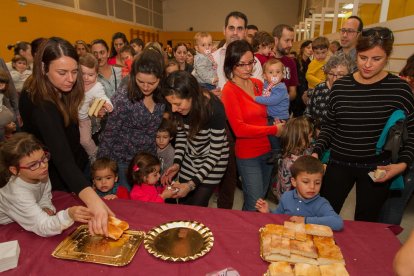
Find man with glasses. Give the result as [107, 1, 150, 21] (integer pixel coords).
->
[338, 16, 363, 72]
[213, 11, 263, 90]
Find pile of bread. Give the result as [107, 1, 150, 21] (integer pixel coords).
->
[261, 222, 349, 276]
[107, 216, 129, 240]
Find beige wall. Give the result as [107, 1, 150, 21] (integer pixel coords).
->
[163, 0, 301, 33]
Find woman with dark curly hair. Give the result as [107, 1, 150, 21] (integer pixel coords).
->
[98, 47, 165, 190]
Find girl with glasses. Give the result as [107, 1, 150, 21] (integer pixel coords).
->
[313, 27, 414, 223]
[0, 133, 92, 237]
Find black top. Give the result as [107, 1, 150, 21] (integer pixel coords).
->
[19, 90, 89, 194]
[314, 73, 414, 165]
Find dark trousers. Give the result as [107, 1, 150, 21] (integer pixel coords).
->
[178, 183, 217, 207]
[217, 122, 237, 209]
[322, 162, 390, 222]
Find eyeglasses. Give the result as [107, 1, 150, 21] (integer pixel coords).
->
[235, 59, 257, 68]
[339, 28, 359, 35]
[361, 28, 394, 40]
[327, 72, 347, 79]
[18, 152, 51, 171]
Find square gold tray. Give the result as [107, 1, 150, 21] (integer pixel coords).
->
[52, 225, 145, 266]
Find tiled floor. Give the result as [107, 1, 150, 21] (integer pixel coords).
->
[209, 186, 414, 244]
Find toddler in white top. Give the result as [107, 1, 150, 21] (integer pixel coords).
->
[9, 55, 32, 94]
[79, 54, 113, 161]
[0, 133, 91, 237]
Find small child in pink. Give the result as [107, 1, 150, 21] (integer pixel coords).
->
[130, 152, 175, 203]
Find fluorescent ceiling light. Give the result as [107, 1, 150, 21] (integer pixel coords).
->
[343, 3, 353, 9]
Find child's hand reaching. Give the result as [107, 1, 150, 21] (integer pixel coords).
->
[289, 216, 305, 224]
[68, 206, 93, 223]
[255, 198, 270, 213]
[42, 207, 55, 216]
[103, 194, 118, 200]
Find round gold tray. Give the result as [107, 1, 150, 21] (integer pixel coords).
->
[144, 220, 214, 262]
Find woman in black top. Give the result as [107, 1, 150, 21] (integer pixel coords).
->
[161, 71, 229, 206]
[19, 37, 112, 235]
[313, 27, 414, 222]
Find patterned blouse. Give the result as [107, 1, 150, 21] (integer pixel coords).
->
[304, 81, 331, 129]
[97, 82, 165, 163]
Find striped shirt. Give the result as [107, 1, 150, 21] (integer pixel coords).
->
[314, 73, 414, 165]
[174, 96, 229, 185]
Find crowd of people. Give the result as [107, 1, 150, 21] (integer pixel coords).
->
[0, 12, 414, 268]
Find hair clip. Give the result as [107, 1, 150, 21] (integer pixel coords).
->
[133, 164, 140, 172]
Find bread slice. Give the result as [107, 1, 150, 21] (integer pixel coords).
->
[267, 262, 294, 276]
[305, 224, 333, 237]
[290, 239, 318, 259]
[108, 216, 129, 231]
[312, 236, 335, 247]
[264, 224, 285, 236]
[319, 263, 349, 276]
[316, 244, 345, 265]
[284, 221, 307, 241]
[270, 235, 291, 256]
[88, 98, 101, 117]
[93, 99, 106, 117]
[283, 227, 296, 240]
[294, 263, 321, 276]
[266, 253, 319, 266]
[107, 223, 123, 240]
[262, 233, 272, 256]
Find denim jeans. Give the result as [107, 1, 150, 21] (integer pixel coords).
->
[378, 164, 414, 225]
[267, 117, 281, 154]
[237, 152, 273, 211]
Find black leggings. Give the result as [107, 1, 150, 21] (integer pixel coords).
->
[321, 162, 390, 222]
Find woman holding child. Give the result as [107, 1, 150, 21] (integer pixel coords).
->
[313, 27, 414, 222]
[97, 47, 165, 190]
[161, 71, 229, 207]
[19, 37, 112, 236]
[221, 40, 284, 211]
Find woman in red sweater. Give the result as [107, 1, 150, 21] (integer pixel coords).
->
[221, 40, 284, 211]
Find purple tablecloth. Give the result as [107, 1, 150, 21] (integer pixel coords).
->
[0, 191, 401, 275]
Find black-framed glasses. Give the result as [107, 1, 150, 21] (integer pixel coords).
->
[18, 152, 51, 171]
[361, 27, 394, 40]
[340, 28, 359, 35]
[236, 59, 257, 68]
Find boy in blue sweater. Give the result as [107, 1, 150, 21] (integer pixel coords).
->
[256, 155, 343, 231]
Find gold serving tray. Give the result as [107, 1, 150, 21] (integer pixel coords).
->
[52, 225, 145, 266]
[144, 220, 214, 262]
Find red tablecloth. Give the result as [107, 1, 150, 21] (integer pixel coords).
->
[0, 191, 401, 275]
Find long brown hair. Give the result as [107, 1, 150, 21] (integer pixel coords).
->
[27, 37, 84, 126]
[0, 132, 43, 187]
[281, 116, 314, 157]
[162, 71, 212, 139]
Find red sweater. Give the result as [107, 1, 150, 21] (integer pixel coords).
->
[222, 78, 278, 159]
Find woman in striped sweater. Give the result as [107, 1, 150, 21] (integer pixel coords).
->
[313, 27, 414, 222]
[161, 71, 229, 207]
